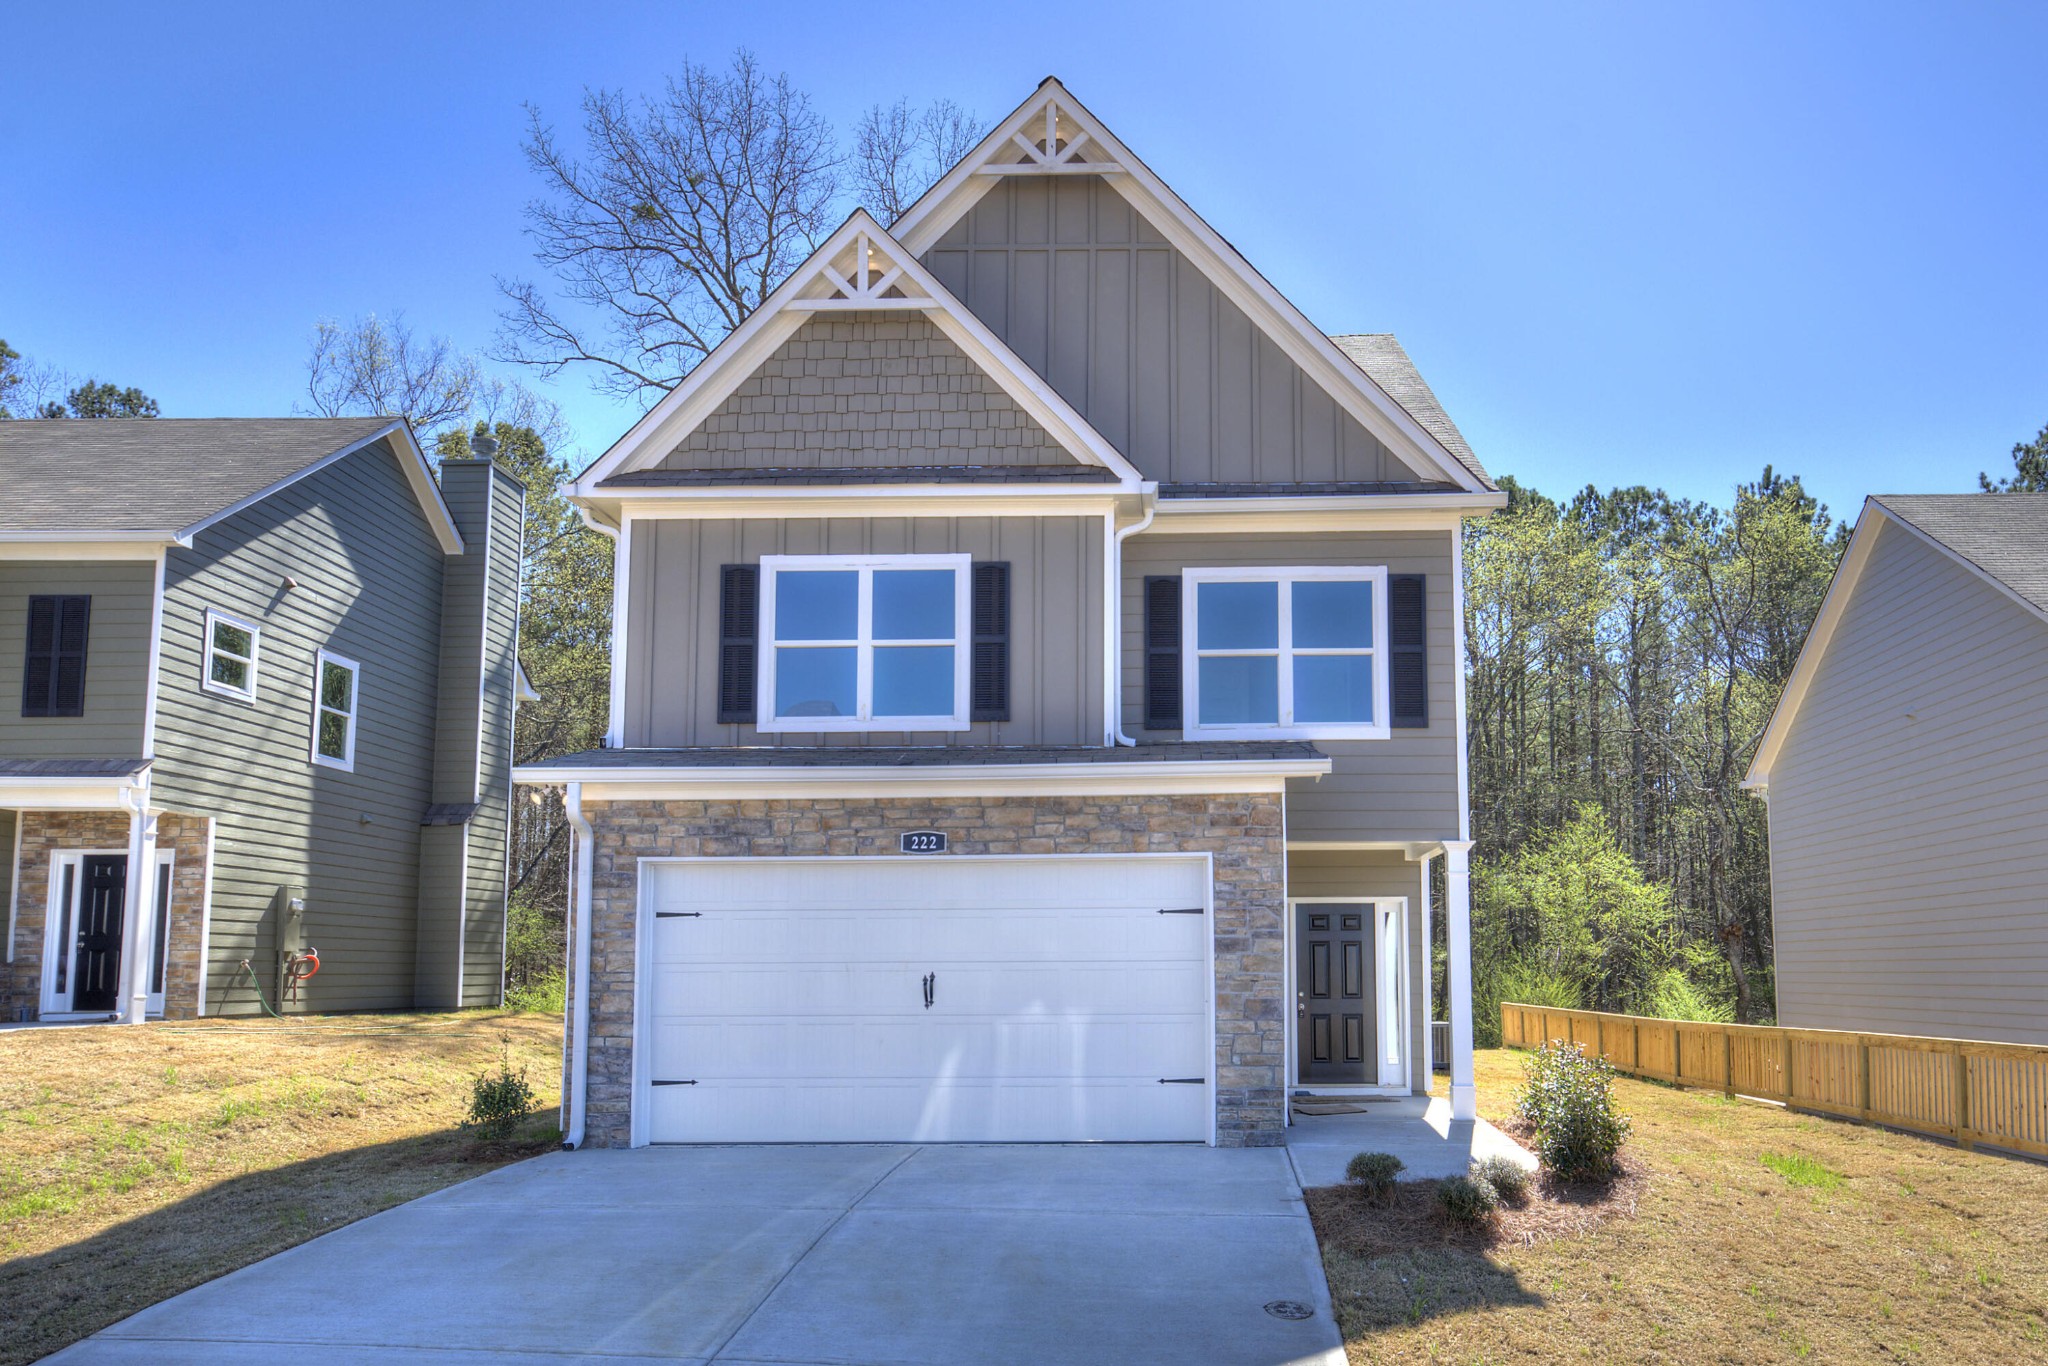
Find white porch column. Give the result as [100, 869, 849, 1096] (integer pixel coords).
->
[1417, 851, 1435, 1074]
[119, 787, 159, 1025]
[1444, 838, 1476, 1121]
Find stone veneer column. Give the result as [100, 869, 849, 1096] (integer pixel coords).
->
[576, 792, 1288, 1149]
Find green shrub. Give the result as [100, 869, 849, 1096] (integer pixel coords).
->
[464, 1050, 536, 1141]
[1471, 1154, 1532, 1203]
[1344, 1151, 1404, 1204]
[505, 969, 567, 1016]
[1476, 957, 1585, 1047]
[1516, 1040, 1631, 1179]
[1645, 969, 1734, 1023]
[1436, 1173, 1500, 1225]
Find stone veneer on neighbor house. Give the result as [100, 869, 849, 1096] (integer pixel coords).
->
[577, 793, 1287, 1148]
[5, 811, 212, 1021]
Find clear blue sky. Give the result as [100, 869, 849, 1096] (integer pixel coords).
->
[8, 1, 2044, 519]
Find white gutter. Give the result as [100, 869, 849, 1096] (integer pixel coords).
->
[1109, 489, 1159, 745]
[514, 755, 1334, 789]
[563, 782, 595, 1149]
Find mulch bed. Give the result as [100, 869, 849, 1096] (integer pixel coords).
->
[1305, 1145, 1650, 1259]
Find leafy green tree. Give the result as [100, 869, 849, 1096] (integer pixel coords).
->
[1979, 420, 2048, 492]
[0, 340, 157, 418]
[47, 379, 160, 418]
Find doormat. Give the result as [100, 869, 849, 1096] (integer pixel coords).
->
[1291, 1097, 1399, 1117]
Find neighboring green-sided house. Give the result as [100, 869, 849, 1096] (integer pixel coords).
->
[0, 417, 526, 1022]
[1746, 493, 2048, 1046]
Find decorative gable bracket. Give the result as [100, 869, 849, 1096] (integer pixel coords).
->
[976, 97, 1124, 176]
[786, 230, 940, 311]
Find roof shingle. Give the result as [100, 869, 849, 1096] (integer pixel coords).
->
[1871, 493, 2048, 617]
[1328, 334, 1493, 489]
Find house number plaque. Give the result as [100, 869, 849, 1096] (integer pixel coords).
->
[899, 830, 948, 854]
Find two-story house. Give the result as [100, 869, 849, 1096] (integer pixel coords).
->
[517, 80, 1504, 1149]
[1, 417, 525, 1022]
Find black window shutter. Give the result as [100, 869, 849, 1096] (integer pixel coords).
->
[22, 595, 89, 718]
[716, 565, 758, 725]
[1143, 575, 1182, 730]
[971, 562, 1010, 722]
[1389, 574, 1428, 728]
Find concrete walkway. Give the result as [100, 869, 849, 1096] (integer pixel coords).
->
[48, 1144, 1346, 1366]
[1285, 1096, 1536, 1187]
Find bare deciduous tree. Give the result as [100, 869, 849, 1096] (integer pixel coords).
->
[853, 97, 983, 223]
[494, 50, 842, 402]
[303, 312, 483, 433]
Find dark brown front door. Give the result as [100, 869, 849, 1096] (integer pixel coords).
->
[71, 855, 127, 1012]
[1297, 905, 1371, 1084]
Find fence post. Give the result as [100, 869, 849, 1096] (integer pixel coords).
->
[1722, 1027, 1735, 1098]
[1858, 1039, 1871, 1122]
[1954, 1045, 1973, 1152]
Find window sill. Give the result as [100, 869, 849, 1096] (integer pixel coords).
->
[755, 718, 973, 734]
[1184, 723, 1390, 742]
[199, 680, 257, 703]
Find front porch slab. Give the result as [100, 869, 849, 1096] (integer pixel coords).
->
[1284, 1094, 1535, 1186]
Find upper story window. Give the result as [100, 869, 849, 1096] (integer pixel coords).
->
[758, 554, 971, 731]
[312, 649, 360, 769]
[202, 609, 261, 701]
[1183, 566, 1388, 740]
[21, 595, 90, 718]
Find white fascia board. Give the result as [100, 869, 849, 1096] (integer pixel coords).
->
[604, 488, 1128, 523]
[891, 81, 1490, 495]
[0, 777, 138, 810]
[1743, 500, 1884, 788]
[578, 210, 1140, 491]
[514, 756, 1332, 799]
[0, 537, 179, 560]
[1148, 492, 1505, 534]
[177, 420, 465, 556]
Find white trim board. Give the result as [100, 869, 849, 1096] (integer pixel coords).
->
[889, 80, 1491, 496]
[575, 210, 1143, 494]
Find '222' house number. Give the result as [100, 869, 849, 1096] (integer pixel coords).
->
[899, 830, 948, 854]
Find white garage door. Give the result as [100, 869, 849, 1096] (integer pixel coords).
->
[642, 856, 1212, 1143]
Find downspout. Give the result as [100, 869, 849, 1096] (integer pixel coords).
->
[563, 782, 595, 1149]
[1108, 487, 1158, 746]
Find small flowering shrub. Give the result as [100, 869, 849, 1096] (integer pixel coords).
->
[1516, 1040, 1631, 1179]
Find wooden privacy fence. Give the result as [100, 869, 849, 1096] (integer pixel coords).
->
[1501, 1003, 2048, 1159]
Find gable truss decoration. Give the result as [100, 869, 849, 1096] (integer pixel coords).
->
[578, 210, 1143, 490]
[890, 79, 1493, 496]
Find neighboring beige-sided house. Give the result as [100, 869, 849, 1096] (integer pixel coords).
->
[1747, 493, 2048, 1046]
[1, 418, 526, 1022]
[517, 79, 1505, 1149]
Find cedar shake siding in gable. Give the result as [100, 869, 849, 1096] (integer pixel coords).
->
[1767, 520, 2048, 1047]
[623, 516, 1103, 748]
[0, 560, 154, 760]
[150, 438, 450, 1015]
[1121, 529, 1461, 842]
[653, 313, 1074, 471]
[923, 175, 1424, 486]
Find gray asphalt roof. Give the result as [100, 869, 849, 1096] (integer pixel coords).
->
[600, 464, 1122, 488]
[0, 417, 400, 535]
[1872, 494, 2048, 617]
[523, 742, 1325, 770]
[1328, 334, 1494, 490]
[0, 757, 153, 778]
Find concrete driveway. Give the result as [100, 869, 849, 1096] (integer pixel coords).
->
[49, 1144, 1345, 1366]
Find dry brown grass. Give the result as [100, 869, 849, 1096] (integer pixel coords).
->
[1315, 1049, 2048, 1364]
[0, 1010, 563, 1366]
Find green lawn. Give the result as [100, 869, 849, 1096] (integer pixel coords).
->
[0, 1011, 562, 1366]
[1313, 1048, 2048, 1363]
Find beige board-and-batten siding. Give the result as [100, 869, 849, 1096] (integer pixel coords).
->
[1766, 518, 2048, 1047]
[651, 312, 1074, 471]
[0, 560, 155, 762]
[1502, 1003, 2048, 1161]
[922, 174, 1421, 487]
[1123, 528, 1461, 843]
[576, 793, 1288, 1148]
[151, 438, 448, 1014]
[622, 516, 1104, 749]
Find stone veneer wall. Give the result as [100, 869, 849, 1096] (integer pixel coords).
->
[579, 793, 1286, 1148]
[4, 810, 211, 1020]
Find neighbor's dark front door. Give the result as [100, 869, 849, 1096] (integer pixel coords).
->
[1297, 905, 1371, 1084]
[71, 855, 128, 1012]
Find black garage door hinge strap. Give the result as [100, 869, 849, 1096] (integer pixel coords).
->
[1157, 1077, 1206, 1085]
[652, 1079, 698, 1086]
[1157, 907, 1204, 915]
[655, 911, 702, 919]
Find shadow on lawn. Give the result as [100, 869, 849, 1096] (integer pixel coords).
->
[0, 1119, 557, 1366]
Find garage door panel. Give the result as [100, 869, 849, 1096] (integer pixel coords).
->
[642, 857, 1213, 1144]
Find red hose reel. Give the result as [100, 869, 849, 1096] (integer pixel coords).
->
[282, 947, 321, 1002]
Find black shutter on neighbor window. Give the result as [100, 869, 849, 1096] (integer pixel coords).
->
[1143, 575, 1183, 730]
[22, 595, 90, 718]
[716, 565, 758, 725]
[1389, 574, 1428, 729]
[971, 561, 1010, 722]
